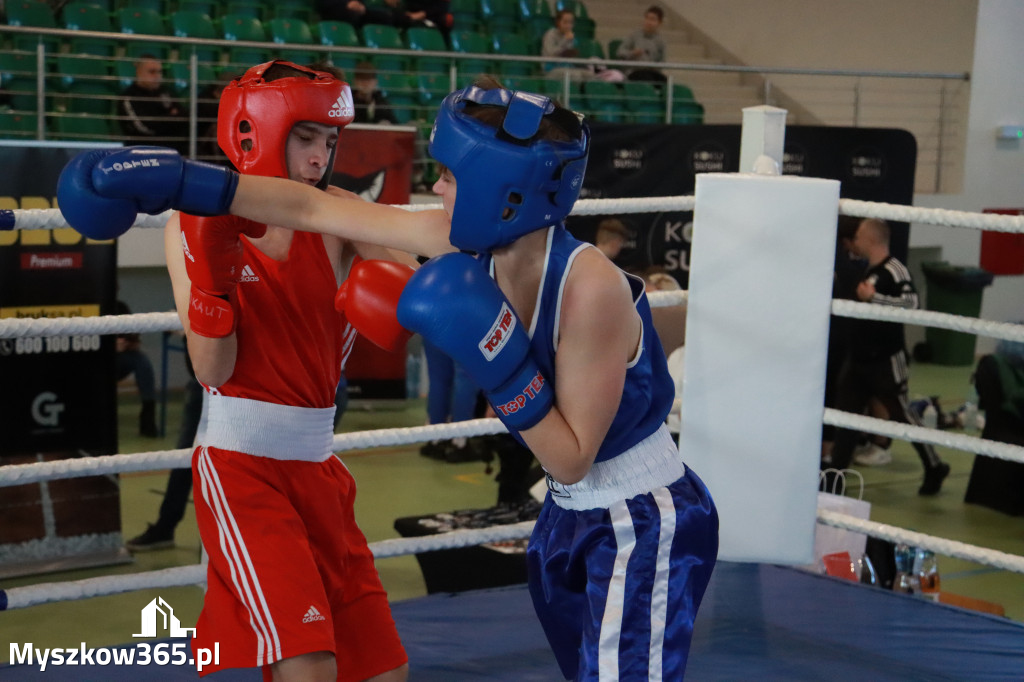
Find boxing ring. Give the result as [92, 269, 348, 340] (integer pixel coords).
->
[4, 141, 1024, 677]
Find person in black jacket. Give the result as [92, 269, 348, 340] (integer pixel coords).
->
[118, 54, 189, 154]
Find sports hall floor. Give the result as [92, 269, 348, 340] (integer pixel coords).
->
[2, 362, 1024, 678]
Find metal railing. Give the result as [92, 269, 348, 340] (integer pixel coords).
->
[0, 24, 969, 192]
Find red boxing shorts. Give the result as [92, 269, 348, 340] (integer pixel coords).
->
[191, 445, 406, 680]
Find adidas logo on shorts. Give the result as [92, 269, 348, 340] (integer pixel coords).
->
[239, 264, 260, 283]
[302, 605, 326, 624]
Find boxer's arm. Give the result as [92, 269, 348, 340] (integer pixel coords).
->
[231, 175, 454, 259]
[164, 212, 237, 387]
[518, 250, 639, 484]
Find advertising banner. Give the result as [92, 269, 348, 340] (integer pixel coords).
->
[0, 141, 124, 577]
[570, 123, 917, 287]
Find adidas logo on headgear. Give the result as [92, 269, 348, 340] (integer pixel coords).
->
[302, 605, 326, 623]
[329, 90, 354, 118]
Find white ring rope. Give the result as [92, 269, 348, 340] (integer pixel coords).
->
[7, 194, 1024, 232]
[0, 419, 509, 487]
[823, 409, 1024, 465]
[0, 521, 538, 610]
[4, 197, 1024, 614]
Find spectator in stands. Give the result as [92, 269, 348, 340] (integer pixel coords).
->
[115, 299, 159, 438]
[542, 9, 592, 82]
[351, 60, 399, 124]
[118, 54, 189, 155]
[315, 0, 396, 29]
[594, 217, 633, 264]
[616, 5, 667, 84]
[387, 0, 454, 47]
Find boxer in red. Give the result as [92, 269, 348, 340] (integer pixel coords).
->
[160, 61, 447, 682]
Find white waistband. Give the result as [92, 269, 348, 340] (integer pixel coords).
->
[204, 394, 336, 462]
[545, 424, 686, 510]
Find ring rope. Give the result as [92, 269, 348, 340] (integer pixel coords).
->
[6, 299, 1024, 347]
[4, 197, 1024, 616]
[823, 409, 1024, 465]
[5, 196, 1024, 232]
[0, 521, 537, 610]
[0, 420, 509, 487]
[7, 505, 1024, 611]
[816, 509, 1024, 573]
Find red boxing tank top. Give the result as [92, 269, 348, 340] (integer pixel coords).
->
[215, 218, 345, 408]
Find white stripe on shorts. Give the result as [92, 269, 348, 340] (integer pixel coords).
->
[198, 448, 282, 666]
[649, 486, 677, 681]
[599, 501, 637, 682]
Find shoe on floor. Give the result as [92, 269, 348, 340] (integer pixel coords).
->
[126, 524, 174, 551]
[419, 440, 448, 460]
[918, 462, 951, 496]
[853, 444, 893, 466]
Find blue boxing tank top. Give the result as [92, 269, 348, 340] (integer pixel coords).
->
[481, 225, 675, 463]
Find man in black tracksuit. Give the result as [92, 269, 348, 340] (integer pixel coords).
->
[828, 217, 951, 495]
[118, 54, 189, 154]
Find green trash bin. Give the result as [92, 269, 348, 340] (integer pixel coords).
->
[921, 261, 994, 365]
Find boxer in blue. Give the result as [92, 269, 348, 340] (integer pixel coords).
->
[57, 76, 719, 681]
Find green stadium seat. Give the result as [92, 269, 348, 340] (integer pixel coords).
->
[479, 0, 519, 35]
[518, 0, 550, 21]
[168, 60, 217, 95]
[415, 71, 451, 108]
[5, 0, 61, 52]
[224, 0, 266, 21]
[0, 110, 38, 137]
[267, 17, 318, 64]
[406, 26, 450, 72]
[271, 0, 315, 22]
[449, 0, 480, 32]
[117, 7, 170, 59]
[622, 80, 663, 123]
[54, 53, 110, 92]
[65, 80, 118, 115]
[171, 10, 221, 62]
[176, 0, 218, 18]
[222, 13, 270, 67]
[313, 21, 363, 74]
[581, 80, 623, 122]
[51, 112, 113, 140]
[0, 51, 43, 111]
[361, 24, 407, 71]
[607, 38, 622, 61]
[450, 30, 493, 82]
[491, 33, 535, 77]
[116, 0, 166, 14]
[63, 2, 118, 56]
[377, 71, 418, 124]
[576, 36, 603, 60]
[671, 100, 704, 125]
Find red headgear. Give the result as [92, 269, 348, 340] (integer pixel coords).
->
[217, 61, 354, 186]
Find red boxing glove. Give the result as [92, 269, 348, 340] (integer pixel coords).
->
[335, 259, 416, 352]
[180, 213, 266, 338]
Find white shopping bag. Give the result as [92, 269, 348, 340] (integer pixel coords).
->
[811, 469, 871, 569]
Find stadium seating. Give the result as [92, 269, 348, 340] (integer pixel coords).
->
[170, 11, 221, 63]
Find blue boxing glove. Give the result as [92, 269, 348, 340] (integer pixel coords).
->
[398, 252, 553, 432]
[57, 146, 239, 240]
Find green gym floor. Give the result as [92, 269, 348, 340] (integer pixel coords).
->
[2, 362, 1023, 663]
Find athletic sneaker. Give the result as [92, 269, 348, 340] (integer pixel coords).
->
[918, 462, 951, 496]
[126, 524, 174, 551]
[853, 444, 893, 466]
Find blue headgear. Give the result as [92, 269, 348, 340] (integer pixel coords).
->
[429, 86, 590, 253]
